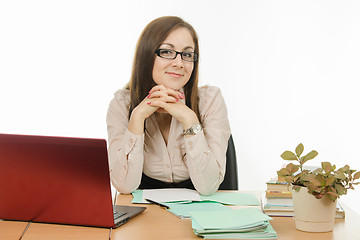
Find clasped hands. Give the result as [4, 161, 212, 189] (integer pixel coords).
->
[133, 85, 198, 129]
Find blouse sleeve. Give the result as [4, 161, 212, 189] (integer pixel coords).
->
[183, 86, 231, 195]
[106, 90, 144, 194]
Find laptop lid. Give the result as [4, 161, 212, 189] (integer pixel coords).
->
[0, 133, 145, 228]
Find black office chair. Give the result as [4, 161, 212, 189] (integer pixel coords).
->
[219, 135, 238, 190]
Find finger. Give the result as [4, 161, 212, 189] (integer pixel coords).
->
[164, 88, 184, 99]
[148, 88, 183, 100]
[156, 96, 179, 103]
[147, 90, 168, 99]
[148, 100, 168, 110]
[149, 85, 166, 94]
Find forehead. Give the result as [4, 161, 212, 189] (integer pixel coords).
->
[161, 27, 195, 49]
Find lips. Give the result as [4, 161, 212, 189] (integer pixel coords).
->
[166, 72, 183, 78]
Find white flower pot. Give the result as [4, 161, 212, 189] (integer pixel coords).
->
[292, 187, 337, 232]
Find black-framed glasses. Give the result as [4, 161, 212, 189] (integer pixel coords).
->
[155, 49, 198, 62]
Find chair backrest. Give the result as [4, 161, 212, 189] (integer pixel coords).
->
[219, 135, 239, 190]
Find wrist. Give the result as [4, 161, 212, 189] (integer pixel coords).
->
[180, 110, 198, 129]
[183, 123, 202, 136]
[128, 109, 146, 135]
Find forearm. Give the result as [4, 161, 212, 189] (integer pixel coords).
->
[108, 130, 145, 194]
[128, 108, 146, 135]
[183, 132, 227, 195]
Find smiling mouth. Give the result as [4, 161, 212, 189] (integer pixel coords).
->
[167, 72, 183, 78]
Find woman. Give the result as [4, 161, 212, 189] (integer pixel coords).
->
[106, 16, 231, 195]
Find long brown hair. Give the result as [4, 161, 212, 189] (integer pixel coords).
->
[128, 16, 201, 122]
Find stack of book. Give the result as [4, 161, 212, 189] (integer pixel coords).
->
[263, 177, 345, 218]
[264, 177, 293, 217]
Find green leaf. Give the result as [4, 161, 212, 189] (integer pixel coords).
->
[301, 150, 318, 164]
[334, 171, 346, 180]
[313, 174, 325, 187]
[354, 171, 360, 180]
[286, 163, 299, 174]
[312, 168, 323, 174]
[322, 162, 332, 173]
[335, 184, 347, 195]
[332, 164, 337, 171]
[277, 169, 288, 177]
[342, 165, 350, 172]
[325, 189, 338, 202]
[281, 151, 298, 161]
[284, 176, 294, 183]
[301, 173, 315, 182]
[295, 143, 304, 157]
[325, 176, 335, 186]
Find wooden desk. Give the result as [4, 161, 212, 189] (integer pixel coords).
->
[111, 194, 360, 240]
[0, 219, 110, 240]
[1, 192, 360, 240]
[0, 220, 29, 240]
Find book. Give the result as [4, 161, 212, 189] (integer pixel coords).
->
[266, 177, 290, 192]
[265, 197, 293, 207]
[264, 200, 345, 219]
[265, 191, 292, 198]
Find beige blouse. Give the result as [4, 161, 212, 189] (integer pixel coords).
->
[106, 85, 231, 195]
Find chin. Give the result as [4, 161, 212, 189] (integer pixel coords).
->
[162, 80, 187, 91]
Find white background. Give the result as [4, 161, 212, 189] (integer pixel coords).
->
[1, 1, 360, 215]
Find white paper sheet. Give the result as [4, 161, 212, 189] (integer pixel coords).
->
[142, 188, 202, 203]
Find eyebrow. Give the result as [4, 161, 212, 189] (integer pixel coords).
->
[160, 43, 194, 51]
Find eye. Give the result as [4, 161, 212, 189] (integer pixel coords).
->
[182, 52, 194, 61]
[159, 49, 174, 56]
[182, 52, 194, 58]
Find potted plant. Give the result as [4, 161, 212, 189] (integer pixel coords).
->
[277, 143, 360, 232]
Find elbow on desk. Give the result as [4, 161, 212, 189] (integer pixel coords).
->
[193, 180, 220, 196]
[110, 177, 139, 195]
[112, 183, 137, 195]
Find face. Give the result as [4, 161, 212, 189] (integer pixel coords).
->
[152, 27, 195, 91]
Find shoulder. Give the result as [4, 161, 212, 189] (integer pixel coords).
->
[198, 85, 228, 118]
[108, 88, 131, 114]
[198, 85, 224, 107]
[113, 89, 131, 105]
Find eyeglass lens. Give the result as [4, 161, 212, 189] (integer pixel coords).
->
[157, 49, 197, 62]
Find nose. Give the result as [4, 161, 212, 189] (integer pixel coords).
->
[171, 53, 184, 67]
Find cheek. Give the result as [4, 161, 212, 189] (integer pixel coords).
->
[185, 64, 194, 77]
[152, 61, 164, 84]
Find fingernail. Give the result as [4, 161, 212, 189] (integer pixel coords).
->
[147, 94, 151, 98]
[147, 102, 151, 105]
[176, 99, 179, 102]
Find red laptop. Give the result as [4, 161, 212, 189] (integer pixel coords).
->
[0, 133, 145, 228]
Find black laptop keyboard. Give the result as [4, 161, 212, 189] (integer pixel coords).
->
[113, 210, 126, 220]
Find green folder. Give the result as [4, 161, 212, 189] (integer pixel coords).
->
[189, 208, 272, 229]
[166, 201, 229, 218]
[200, 192, 260, 206]
[190, 208, 277, 239]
